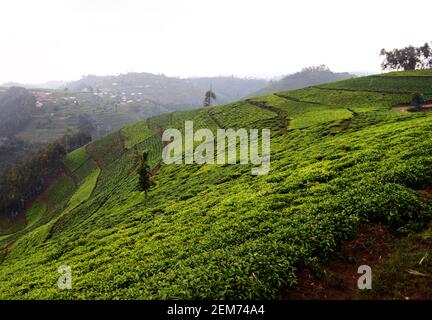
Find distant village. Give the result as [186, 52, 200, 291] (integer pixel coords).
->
[32, 82, 155, 109]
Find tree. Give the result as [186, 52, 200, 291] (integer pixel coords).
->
[203, 89, 216, 107]
[131, 146, 142, 171]
[60, 131, 92, 153]
[301, 65, 329, 72]
[78, 113, 96, 136]
[136, 150, 154, 197]
[0, 138, 71, 220]
[418, 43, 431, 69]
[380, 43, 432, 71]
[0, 87, 35, 137]
[411, 93, 425, 110]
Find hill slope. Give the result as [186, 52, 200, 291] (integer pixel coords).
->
[250, 67, 356, 97]
[185, 76, 268, 102]
[68, 72, 268, 106]
[1, 72, 432, 299]
[3, 74, 268, 146]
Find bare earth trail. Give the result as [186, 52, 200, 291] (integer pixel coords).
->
[326, 108, 358, 134]
[393, 101, 432, 113]
[207, 109, 225, 129]
[246, 99, 289, 133]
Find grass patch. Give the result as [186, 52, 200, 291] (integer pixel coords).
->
[63, 146, 89, 172]
[121, 121, 155, 149]
[25, 202, 47, 228]
[67, 168, 101, 211]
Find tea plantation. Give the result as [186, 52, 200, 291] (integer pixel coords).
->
[0, 71, 432, 299]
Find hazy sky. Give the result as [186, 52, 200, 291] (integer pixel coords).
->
[1, 0, 431, 83]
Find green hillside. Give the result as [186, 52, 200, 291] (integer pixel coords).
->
[1, 71, 432, 299]
[250, 66, 356, 97]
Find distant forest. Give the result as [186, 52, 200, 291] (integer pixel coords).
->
[0, 131, 90, 221]
[0, 87, 35, 137]
[250, 65, 356, 96]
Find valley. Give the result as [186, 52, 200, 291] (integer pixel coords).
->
[0, 71, 431, 299]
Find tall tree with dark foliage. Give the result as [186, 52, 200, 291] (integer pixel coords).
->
[137, 150, 154, 197]
[203, 89, 216, 107]
[380, 43, 432, 71]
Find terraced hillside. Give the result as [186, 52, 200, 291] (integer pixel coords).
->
[1, 72, 432, 299]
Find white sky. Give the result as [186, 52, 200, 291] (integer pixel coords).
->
[1, 0, 431, 83]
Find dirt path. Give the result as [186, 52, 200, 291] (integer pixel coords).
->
[393, 105, 411, 113]
[284, 224, 394, 300]
[247, 100, 289, 133]
[393, 102, 432, 113]
[419, 104, 432, 112]
[1, 240, 16, 254]
[207, 109, 225, 129]
[327, 108, 357, 134]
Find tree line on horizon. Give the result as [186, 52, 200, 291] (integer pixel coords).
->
[380, 42, 432, 71]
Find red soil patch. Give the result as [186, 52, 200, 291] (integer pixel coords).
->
[419, 104, 432, 112]
[416, 186, 432, 203]
[1, 240, 16, 254]
[150, 162, 161, 177]
[393, 100, 432, 113]
[284, 224, 395, 300]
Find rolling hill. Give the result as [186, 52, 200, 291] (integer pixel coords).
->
[250, 66, 356, 97]
[1, 71, 432, 299]
[0, 73, 268, 146]
[67, 72, 268, 106]
[185, 76, 268, 102]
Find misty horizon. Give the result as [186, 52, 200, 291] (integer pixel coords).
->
[0, 69, 377, 89]
[1, 0, 430, 84]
